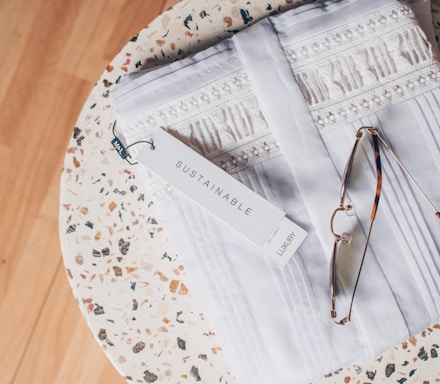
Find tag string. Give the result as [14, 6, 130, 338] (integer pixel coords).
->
[111, 121, 155, 165]
[125, 140, 155, 151]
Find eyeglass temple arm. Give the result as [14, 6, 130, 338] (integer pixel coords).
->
[372, 130, 440, 219]
[339, 130, 363, 206]
[370, 133, 382, 220]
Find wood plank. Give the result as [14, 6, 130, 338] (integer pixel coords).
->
[0, 0, 44, 104]
[14, 263, 126, 383]
[162, 0, 181, 12]
[56, 0, 112, 80]
[0, 69, 88, 278]
[55, 316, 128, 384]
[0, 0, 181, 383]
[103, 0, 167, 61]
[0, 198, 62, 382]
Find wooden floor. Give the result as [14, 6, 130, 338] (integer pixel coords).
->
[0, 0, 178, 383]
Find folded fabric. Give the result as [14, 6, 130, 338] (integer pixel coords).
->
[111, 1, 440, 383]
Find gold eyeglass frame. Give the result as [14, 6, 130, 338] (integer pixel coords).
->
[330, 126, 440, 325]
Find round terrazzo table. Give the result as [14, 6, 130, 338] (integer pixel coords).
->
[59, 1, 440, 383]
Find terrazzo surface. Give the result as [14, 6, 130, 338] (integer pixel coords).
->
[60, 1, 440, 383]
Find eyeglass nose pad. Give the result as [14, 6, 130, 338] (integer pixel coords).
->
[344, 202, 356, 216]
[341, 232, 352, 246]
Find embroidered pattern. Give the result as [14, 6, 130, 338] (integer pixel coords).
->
[124, 69, 280, 174]
[283, 3, 440, 130]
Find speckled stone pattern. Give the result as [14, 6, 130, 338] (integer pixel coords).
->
[60, 1, 440, 383]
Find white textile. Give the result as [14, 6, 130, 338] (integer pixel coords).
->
[111, 1, 440, 383]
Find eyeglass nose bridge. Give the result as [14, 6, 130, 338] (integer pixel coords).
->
[330, 206, 353, 245]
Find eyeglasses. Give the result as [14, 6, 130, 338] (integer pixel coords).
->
[330, 126, 440, 325]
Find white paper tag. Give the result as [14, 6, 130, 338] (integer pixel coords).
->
[135, 129, 307, 266]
